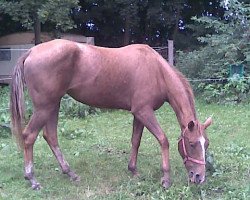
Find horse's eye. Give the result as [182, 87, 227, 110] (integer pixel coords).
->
[190, 143, 195, 148]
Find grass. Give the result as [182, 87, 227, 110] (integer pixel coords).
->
[0, 86, 249, 199]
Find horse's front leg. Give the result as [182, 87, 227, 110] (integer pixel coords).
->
[132, 107, 171, 189]
[43, 104, 80, 182]
[128, 117, 144, 176]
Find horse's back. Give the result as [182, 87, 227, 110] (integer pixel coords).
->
[68, 43, 167, 110]
[23, 40, 168, 110]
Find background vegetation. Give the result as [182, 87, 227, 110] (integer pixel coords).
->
[176, 0, 250, 104]
[1, 0, 248, 47]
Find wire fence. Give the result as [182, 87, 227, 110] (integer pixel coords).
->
[188, 77, 250, 82]
[1, 48, 249, 113]
[153, 46, 168, 60]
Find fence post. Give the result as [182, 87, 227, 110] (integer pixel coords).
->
[168, 40, 174, 66]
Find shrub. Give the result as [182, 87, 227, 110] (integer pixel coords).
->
[199, 76, 250, 104]
[60, 95, 101, 118]
[176, 0, 250, 104]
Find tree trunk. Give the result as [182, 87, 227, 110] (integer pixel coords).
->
[123, 16, 131, 46]
[34, 13, 41, 45]
[171, 4, 181, 42]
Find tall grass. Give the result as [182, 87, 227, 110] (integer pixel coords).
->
[0, 86, 249, 199]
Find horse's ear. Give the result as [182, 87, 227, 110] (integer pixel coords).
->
[188, 121, 195, 131]
[204, 117, 212, 129]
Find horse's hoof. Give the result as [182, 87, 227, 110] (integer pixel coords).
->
[68, 171, 81, 182]
[32, 183, 42, 190]
[161, 178, 172, 189]
[128, 166, 140, 177]
[71, 175, 81, 182]
[131, 170, 140, 178]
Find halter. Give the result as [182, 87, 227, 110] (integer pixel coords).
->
[179, 124, 206, 165]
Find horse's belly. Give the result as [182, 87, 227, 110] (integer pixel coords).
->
[67, 86, 131, 110]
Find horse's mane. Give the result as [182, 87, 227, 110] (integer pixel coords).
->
[148, 47, 197, 119]
[172, 67, 197, 119]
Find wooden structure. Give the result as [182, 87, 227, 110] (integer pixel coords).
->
[168, 40, 174, 66]
[0, 32, 94, 84]
[152, 40, 174, 66]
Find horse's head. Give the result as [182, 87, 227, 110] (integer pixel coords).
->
[178, 117, 212, 184]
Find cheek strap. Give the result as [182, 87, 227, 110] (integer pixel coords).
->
[179, 124, 206, 165]
[180, 137, 206, 165]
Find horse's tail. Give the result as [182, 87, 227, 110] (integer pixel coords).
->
[10, 50, 31, 149]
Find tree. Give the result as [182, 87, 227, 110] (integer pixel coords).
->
[73, 0, 229, 47]
[1, 0, 79, 44]
[177, 0, 250, 103]
[0, 13, 25, 37]
[74, 0, 139, 46]
[116, 0, 139, 45]
[178, 0, 250, 78]
[1, 0, 233, 48]
[74, 0, 187, 47]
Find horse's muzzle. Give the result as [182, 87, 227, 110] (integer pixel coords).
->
[189, 171, 205, 184]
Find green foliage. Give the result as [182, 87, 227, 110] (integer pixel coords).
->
[60, 95, 101, 118]
[0, 112, 10, 138]
[77, 0, 186, 46]
[1, 0, 79, 31]
[0, 86, 11, 138]
[60, 123, 86, 140]
[115, 0, 139, 26]
[200, 76, 250, 104]
[177, 0, 250, 104]
[39, 0, 80, 31]
[0, 0, 233, 48]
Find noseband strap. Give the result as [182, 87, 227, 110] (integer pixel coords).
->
[179, 125, 206, 165]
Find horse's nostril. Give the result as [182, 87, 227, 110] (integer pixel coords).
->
[195, 174, 201, 183]
[189, 171, 194, 178]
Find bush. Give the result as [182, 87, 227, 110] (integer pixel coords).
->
[60, 95, 101, 118]
[199, 76, 250, 104]
[176, 0, 250, 104]
[0, 86, 11, 138]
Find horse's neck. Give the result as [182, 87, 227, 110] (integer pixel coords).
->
[169, 94, 196, 131]
[164, 87, 197, 131]
[157, 55, 197, 131]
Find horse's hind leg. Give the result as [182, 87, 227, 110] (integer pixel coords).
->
[128, 117, 144, 176]
[23, 110, 49, 190]
[43, 103, 80, 182]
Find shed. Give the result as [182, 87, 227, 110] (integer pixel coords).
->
[0, 32, 94, 84]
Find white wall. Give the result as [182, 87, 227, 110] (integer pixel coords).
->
[0, 44, 34, 76]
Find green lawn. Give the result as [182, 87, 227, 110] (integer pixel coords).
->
[0, 86, 249, 199]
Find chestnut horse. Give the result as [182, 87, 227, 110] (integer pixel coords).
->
[10, 39, 212, 190]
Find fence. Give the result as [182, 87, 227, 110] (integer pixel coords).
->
[152, 40, 174, 66]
